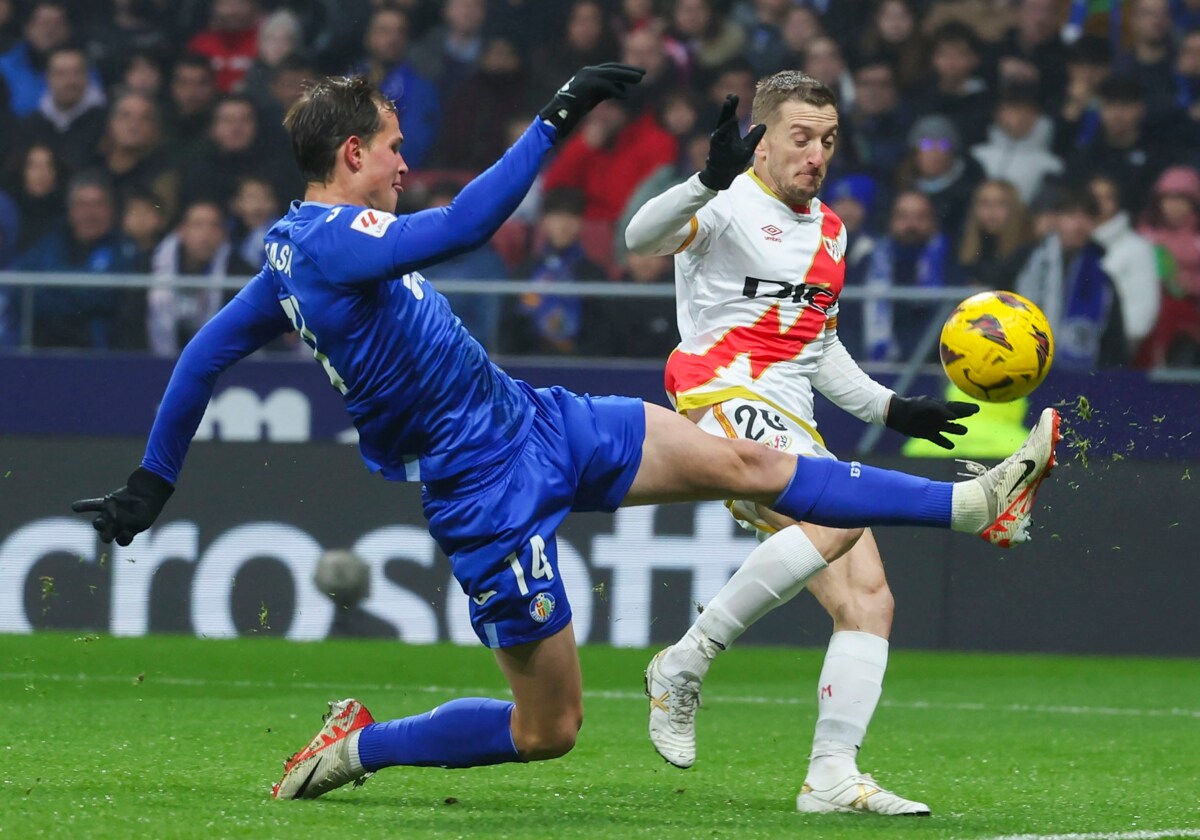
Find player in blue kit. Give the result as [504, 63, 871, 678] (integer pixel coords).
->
[71, 67, 1060, 801]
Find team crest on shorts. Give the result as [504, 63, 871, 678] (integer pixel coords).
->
[822, 235, 843, 263]
[529, 592, 556, 623]
[766, 432, 791, 450]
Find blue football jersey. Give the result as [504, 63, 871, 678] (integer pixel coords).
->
[260, 201, 532, 481]
[142, 119, 556, 484]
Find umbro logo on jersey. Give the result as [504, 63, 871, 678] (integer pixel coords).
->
[761, 224, 783, 242]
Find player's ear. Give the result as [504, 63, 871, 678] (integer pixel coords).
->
[343, 135, 364, 173]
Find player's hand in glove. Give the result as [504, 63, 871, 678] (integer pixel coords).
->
[699, 94, 767, 191]
[885, 395, 980, 450]
[539, 63, 646, 139]
[71, 467, 174, 546]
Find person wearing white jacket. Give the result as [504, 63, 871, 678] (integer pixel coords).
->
[1088, 174, 1162, 349]
[969, 84, 1063, 205]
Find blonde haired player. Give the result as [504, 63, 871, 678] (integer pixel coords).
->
[627, 72, 990, 816]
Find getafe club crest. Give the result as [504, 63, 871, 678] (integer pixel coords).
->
[822, 235, 843, 263]
[529, 592, 556, 623]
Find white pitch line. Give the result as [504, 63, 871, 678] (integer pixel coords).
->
[3, 671, 1200, 721]
[979, 830, 1200, 840]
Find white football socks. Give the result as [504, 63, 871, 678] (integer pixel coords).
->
[660, 525, 829, 681]
[807, 630, 889, 788]
[950, 479, 990, 533]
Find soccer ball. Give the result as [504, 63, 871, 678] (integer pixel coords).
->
[939, 291, 1054, 403]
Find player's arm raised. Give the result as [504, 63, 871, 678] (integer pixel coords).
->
[71, 271, 290, 545]
[625, 94, 765, 257]
[343, 64, 645, 280]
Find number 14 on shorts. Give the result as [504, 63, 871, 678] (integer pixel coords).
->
[507, 535, 555, 596]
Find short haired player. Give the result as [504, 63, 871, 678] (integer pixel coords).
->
[72, 68, 1057, 802]
[627, 72, 1047, 815]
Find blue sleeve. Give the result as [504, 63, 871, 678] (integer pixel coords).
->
[337, 118, 555, 284]
[141, 271, 290, 483]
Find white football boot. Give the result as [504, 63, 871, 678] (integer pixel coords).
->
[644, 648, 701, 769]
[797, 773, 931, 816]
[969, 406, 1060, 547]
[272, 698, 375, 800]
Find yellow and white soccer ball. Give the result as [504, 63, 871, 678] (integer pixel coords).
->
[939, 291, 1054, 403]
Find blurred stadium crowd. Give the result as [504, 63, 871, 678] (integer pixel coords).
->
[0, 0, 1198, 367]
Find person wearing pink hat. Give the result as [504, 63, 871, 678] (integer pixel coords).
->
[1137, 165, 1200, 364]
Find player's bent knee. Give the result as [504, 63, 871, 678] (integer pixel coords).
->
[513, 707, 583, 761]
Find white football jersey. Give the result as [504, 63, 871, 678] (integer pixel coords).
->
[665, 170, 848, 430]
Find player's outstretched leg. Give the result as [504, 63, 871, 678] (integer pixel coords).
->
[272, 694, 522, 800]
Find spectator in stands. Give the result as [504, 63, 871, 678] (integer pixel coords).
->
[542, 96, 676, 229]
[1054, 35, 1111, 158]
[165, 53, 219, 145]
[737, 0, 791, 78]
[957, 179, 1035, 290]
[823, 172, 880, 288]
[616, 0, 664, 36]
[417, 179, 509, 350]
[581, 250, 677, 358]
[239, 8, 304, 111]
[1137, 166, 1200, 366]
[21, 45, 106, 172]
[858, 0, 927, 93]
[1016, 187, 1127, 370]
[614, 130, 709, 264]
[0, 185, 17, 346]
[531, 0, 619, 109]
[897, 114, 984, 249]
[844, 57, 911, 186]
[861, 189, 959, 362]
[702, 59, 755, 133]
[502, 187, 607, 355]
[96, 89, 179, 219]
[620, 25, 681, 117]
[775, 5, 824, 73]
[0, 0, 17, 54]
[437, 37, 528, 171]
[148, 198, 253, 355]
[121, 185, 168, 272]
[352, 6, 439, 169]
[187, 0, 262, 93]
[14, 169, 142, 350]
[912, 22, 992, 148]
[4, 142, 65, 255]
[409, 0, 487, 100]
[1067, 76, 1176, 218]
[0, 0, 72, 117]
[229, 174, 277, 268]
[666, 0, 746, 82]
[1117, 0, 1176, 121]
[122, 49, 167, 99]
[85, 0, 170, 88]
[803, 36, 854, 115]
[969, 83, 1063, 204]
[994, 0, 1068, 111]
[487, 0, 566, 55]
[179, 93, 290, 211]
[1175, 0, 1200, 32]
[1088, 174, 1162, 354]
[657, 87, 703, 161]
[1171, 28, 1200, 147]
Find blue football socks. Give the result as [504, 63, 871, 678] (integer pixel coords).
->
[356, 697, 521, 770]
[774, 457, 953, 529]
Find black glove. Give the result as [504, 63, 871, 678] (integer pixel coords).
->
[885, 396, 980, 450]
[698, 94, 767, 191]
[71, 467, 174, 546]
[539, 63, 646, 139]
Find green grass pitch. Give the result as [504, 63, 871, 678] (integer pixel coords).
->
[2, 633, 1198, 839]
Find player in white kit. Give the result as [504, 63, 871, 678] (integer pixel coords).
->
[626, 72, 982, 816]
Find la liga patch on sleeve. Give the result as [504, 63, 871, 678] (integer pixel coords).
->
[351, 209, 397, 238]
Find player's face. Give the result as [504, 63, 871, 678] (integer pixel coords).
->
[359, 109, 408, 212]
[755, 102, 837, 207]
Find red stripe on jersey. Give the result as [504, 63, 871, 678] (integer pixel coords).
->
[665, 303, 828, 393]
[811, 211, 846, 297]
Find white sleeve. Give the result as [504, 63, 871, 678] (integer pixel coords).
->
[812, 328, 895, 424]
[625, 173, 721, 256]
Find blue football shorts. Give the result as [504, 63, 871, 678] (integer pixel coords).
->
[422, 384, 645, 648]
